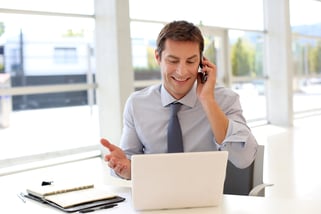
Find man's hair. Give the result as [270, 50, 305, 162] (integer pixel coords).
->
[156, 20, 204, 59]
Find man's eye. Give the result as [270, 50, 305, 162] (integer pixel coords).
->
[187, 61, 194, 64]
[169, 60, 178, 64]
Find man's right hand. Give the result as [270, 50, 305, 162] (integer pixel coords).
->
[100, 138, 131, 180]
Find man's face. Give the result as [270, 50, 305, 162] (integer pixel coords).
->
[155, 39, 201, 100]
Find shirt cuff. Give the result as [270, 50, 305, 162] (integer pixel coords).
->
[214, 118, 247, 150]
[215, 141, 227, 150]
[214, 119, 232, 150]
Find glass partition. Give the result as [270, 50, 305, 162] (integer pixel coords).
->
[292, 36, 321, 114]
[0, 3, 98, 167]
[0, 13, 95, 110]
[228, 30, 266, 121]
[0, 0, 94, 14]
[290, 0, 321, 116]
[130, 21, 164, 89]
[130, 0, 264, 31]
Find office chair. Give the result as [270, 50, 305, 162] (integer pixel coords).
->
[223, 145, 273, 196]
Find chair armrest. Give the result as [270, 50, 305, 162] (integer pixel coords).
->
[249, 183, 274, 197]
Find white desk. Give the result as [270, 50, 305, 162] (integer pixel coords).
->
[1, 158, 321, 213]
[2, 185, 321, 214]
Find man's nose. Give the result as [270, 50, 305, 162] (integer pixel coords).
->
[176, 63, 188, 75]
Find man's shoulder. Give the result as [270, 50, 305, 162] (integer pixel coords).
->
[214, 86, 240, 108]
[129, 84, 161, 101]
[215, 85, 239, 97]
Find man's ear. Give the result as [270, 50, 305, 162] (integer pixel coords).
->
[155, 50, 161, 64]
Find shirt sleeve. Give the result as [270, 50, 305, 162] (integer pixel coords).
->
[119, 95, 144, 159]
[109, 96, 143, 179]
[215, 119, 258, 169]
[214, 87, 258, 169]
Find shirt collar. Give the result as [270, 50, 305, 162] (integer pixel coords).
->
[160, 83, 198, 108]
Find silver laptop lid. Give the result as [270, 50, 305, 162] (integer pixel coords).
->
[131, 151, 228, 210]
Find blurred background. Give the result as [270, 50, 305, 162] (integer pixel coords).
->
[0, 0, 320, 177]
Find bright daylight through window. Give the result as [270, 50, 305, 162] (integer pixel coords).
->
[0, 0, 321, 173]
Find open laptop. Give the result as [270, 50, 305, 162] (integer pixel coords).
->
[131, 151, 228, 210]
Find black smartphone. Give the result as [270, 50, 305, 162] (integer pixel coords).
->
[198, 62, 208, 84]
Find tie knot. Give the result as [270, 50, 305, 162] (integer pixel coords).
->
[170, 102, 182, 115]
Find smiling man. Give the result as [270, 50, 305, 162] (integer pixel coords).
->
[100, 20, 258, 180]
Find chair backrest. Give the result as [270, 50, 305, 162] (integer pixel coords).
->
[223, 145, 265, 196]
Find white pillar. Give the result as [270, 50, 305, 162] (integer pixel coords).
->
[95, 0, 134, 144]
[264, 0, 293, 126]
[95, 0, 133, 186]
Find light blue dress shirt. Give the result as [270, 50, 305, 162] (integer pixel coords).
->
[120, 83, 258, 168]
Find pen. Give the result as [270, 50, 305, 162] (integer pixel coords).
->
[79, 204, 118, 213]
[17, 192, 26, 203]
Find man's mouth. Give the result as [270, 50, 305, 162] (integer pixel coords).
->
[172, 77, 189, 82]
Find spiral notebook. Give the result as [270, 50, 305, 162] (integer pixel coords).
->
[25, 183, 125, 212]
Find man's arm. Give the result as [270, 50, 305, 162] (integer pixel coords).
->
[196, 58, 228, 144]
[200, 98, 229, 144]
[196, 58, 257, 168]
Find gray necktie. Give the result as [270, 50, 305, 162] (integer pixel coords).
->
[167, 102, 183, 153]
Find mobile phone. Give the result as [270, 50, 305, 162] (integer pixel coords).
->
[198, 63, 208, 84]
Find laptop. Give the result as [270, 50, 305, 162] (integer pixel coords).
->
[131, 151, 228, 210]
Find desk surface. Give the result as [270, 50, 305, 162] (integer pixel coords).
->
[3, 185, 321, 214]
[1, 158, 321, 213]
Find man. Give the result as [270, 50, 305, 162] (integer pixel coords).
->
[101, 20, 258, 180]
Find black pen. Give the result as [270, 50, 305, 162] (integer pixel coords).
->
[79, 204, 118, 213]
[17, 192, 26, 203]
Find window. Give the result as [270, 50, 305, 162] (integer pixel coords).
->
[129, 0, 267, 122]
[229, 30, 266, 121]
[54, 47, 78, 64]
[129, 0, 264, 31]
[0, 1, 97, 171]
[290, 0, 321, 115]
